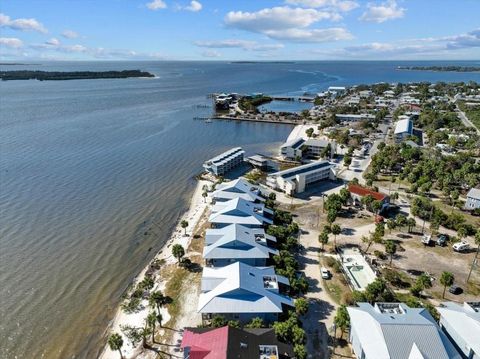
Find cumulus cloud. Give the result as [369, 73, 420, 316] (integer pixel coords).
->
[185, 1, 202, 12]
[313, 28, 480, 59]
[201, 50, 221, 58]
[0, 37, 23, 48]
[360, 0, 405, 23]
[224, 6, 352, 43]
[146, 0, 167, 10]
[61, 30, 79, 39]
[46, 38, 60, 46]
[0, 13, 47, 33]
[195, 39, 284, 51]
[285, 0, 359, 12]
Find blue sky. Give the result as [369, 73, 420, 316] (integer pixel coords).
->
[1, 0, 479, 61]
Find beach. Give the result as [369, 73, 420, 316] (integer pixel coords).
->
[100, 178, 212, 359]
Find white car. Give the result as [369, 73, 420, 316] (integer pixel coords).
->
[321, 267, 331, 279]
[452, 241, 470, 252]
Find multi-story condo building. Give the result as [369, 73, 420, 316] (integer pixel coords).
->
[203, 147, 245, 176]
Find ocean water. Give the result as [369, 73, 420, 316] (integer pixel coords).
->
[1, 61, 480, 359]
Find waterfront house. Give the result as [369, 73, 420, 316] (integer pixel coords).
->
[465, 187, 480, 210]
[303, 138, 336, 159]
[347, 302, 461, 359]
[437, 302, 480, 359]
[394, 118, 413, 143]
[197, 262, 293, 323]
[181, 326, 294, 359]
[246, 154, 276, 171]
[204, 223, 278, 267]
[203, 147, 245, 176]
[211, 178, 264, 203]
[267, 160, 336, 196]
[209, 197, 274, 228]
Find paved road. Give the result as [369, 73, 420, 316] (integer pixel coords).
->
[456, 107, 480, 134]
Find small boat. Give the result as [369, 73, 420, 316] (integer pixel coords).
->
[205, 119, 212, 123]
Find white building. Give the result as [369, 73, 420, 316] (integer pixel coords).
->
[303, 138, 336, 158]
[198, 262, 293, 323]
[394, 118, 413, 143]
[203, 147, 245, 176]
[280, 138, 305, 159]
[465, 188, 480, 210]
[209, 197, 274, 228]
[328, 86, 346, 97]
[335, 113, 375, 122]
[437, 302, 480, 359]
[211, 178, 264, 203]
[266, 161, 336, 195]
[348, 303, 461, 359]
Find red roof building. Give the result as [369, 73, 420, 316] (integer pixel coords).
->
[181, 326, 228, 359]
[348, 184, 387, 202]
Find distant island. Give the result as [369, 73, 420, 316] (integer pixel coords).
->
[0, 70, 155, 81]
[397, 65, 480, 72]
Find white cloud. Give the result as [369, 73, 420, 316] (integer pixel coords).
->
[185, 1, 202, 12]
[195, 39, 284, 51]
[61, 30, 78, 39]
[0, 37, 23, 48]
[46, 38, 60, 46]
[201, 50, 221, 58]
[265, 27, 353, 42]
[285, 0, 359, 12]
[146, 0, 167, 10]
[225, 7, 340, 32]
[360, 0, 405, 23]
[224, 6, 351, 43]
[0, 13, 47, 33]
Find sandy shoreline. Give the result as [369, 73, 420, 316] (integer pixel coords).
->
[100, 178, 211, 359]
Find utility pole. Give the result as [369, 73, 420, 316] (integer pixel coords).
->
[467, 245, 479, 283]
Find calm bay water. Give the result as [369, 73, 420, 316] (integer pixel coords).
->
[1, 61, 480, 359]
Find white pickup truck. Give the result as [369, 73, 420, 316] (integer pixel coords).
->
[452, 241, 470, 252]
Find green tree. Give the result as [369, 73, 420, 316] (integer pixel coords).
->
[245, 317, 264, 328]
[395, 214, 407, 231]
[172, 244, 185, 263]
[211, 315, 227, 328]
[293, 344, 307, 359]
[146, 312, 157, 344]
[327, 208, 338, 224]
[384, 240, 397, 266]
[407, 217, 416, 233]
[149, 291, 167, 314]
[440, 271, 454, 298]
[343, 155, 352, 168]
[305, 127, 314, 138]
[295, 298, 309, 316]
[386, 219, 396, 233]
[180, 220, 189, 235]
[227, 320, 240, 328]
[372, 200, 382, 214]
[334, 305, 350, 339]
[318, 231, 329, 251]
[108, 333, 124, 359]
[331, 224, 341, 248]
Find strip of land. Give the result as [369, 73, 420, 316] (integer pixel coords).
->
[397, 65, 480, 72]
[0, 70, 155, 81]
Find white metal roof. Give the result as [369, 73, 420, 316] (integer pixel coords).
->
[466, 187, 480, 200]
[212, 178, 264, 202]
[394, 118, 413, 135]
[203, 223, 278, 260]
[437, 302, 480, 355]
[209, 198, 273, 226]
[347, 303, 461, 359]
[198, 262, 293, 314]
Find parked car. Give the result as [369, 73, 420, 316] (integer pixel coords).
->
[421, 235, 434, 246]
[452, 241, 470, 252]
[436, 234, 449, 247]
[449, 285, 463, 295]
[321, 267, 331, 279]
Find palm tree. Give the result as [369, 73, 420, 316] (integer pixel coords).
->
[407, 217, 416, 233]
[149, 290, 167, 314]
[318, 231, 329, 251]
[180, 220, 189, 235]
[331, 224, 341, 248]
[147, 311, 157, 344]
[172, 244, 185, 263]
[440, 271, 454, 298]
[384, 240, 397, 266]
[108, 333, 124, 359]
